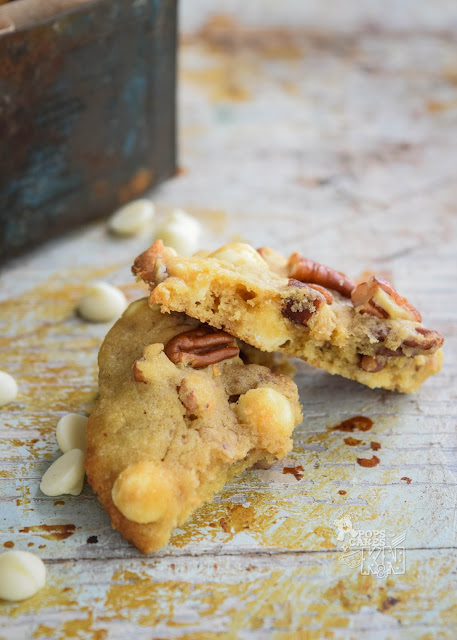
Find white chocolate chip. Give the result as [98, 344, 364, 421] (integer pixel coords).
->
[77, 281, 127, 323]
[0, 370, 18, 407]
[210, 243, 267, 268]
[0, 551, 46, 601]
[56, 414, 88, 453]
[155, 209, 201, 256]
[40, 449, 85, 496]
[112, 462, 176, 524]
[108, 199, 155, 236]
[372, 286, 412, 321]
[235, 387, 295, 445]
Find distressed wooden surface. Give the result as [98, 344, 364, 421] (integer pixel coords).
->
[1, 3, 457, 638]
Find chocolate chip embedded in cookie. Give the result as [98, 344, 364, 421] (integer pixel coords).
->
[133, 241, 443, 393]
[85, 298, 302, 553]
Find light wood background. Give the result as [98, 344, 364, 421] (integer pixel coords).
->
[1, 1, 457, 638]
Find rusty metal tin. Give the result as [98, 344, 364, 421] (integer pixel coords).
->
[0, 0, 177, 262]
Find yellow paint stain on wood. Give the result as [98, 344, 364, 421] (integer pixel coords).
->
[15, 483, 31, 509]
[427, 99, 457, 113]
[185, 14, 304, 60]
[0, 264, 119, 331]
[60, 611, 108, 640]
[440, 603, 457, 624]
[182, 66, 252, 103]
[104, 565, 354, 635]
[6, 586, 78, 619]
[33, 611, 108, 640]
[304, 526, 337, 550]
[0, 265, 124, 422]
[170, 489, 320, 549]
[33, 625, 56, 637]
[168, 634, 240, 640]
[169, 483, 398, 551]
[105, 571, 185, 626]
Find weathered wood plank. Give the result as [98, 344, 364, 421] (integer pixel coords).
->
[4, 551, 457, 639]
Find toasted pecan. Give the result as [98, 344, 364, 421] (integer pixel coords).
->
[287, 252, 356, 298]
[359, 355, 386, 373]
[402, 327, 444, 352]
[165, 327, 239, 368]
[132, 240, 175, 285]
[351, 277, 422, 322]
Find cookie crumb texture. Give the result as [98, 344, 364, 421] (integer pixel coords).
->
[133, 242, 444, 393]
[85, 298, 302, 553]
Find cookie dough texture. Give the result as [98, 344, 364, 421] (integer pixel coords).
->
[133, 241, 443, 393]
[85, 298, 302, 553]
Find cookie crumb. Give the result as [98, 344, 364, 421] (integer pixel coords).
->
[282, 465, 304, 480]
[333, 416, 373, 432]
[357, 455, 380, 468]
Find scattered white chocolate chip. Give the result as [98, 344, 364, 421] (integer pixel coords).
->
[0, 551, 46, 601]
[56, 414, 88, 453]
[77, 281, 127, 323]
[0, 370, 18, 407]
[108, 199, 155, 236]
[210, 243, 267, 268]
[154, 209, 201, 256]
[40, 449, 85, 497]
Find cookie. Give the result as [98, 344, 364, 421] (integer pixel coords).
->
[85, 298, 302, 553]
[133, 241, 444, 393]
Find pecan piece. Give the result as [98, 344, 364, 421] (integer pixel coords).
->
[359, 326, 444, 372]
[287, 252, 356, 298]
[132, 360, 148, 382]
[359, 355, 386, 373]
[165, 327, 239, 368]
[351, 277, 422, 322]
[377, 347, 404, 357]
[402, 327, 444, 353]
[282, 279, 326, 326]
[307, 283, 333, 304]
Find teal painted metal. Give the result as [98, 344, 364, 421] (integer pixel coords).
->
[0, 0, 177, 262]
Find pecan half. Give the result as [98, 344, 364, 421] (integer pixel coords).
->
[282, 279, 326, 326]
[165, 327, 239, 368]
[287, 252, 356, 298]
[351, 277, 422, 322]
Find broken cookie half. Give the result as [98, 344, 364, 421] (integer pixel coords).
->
[133, 241, 444, 393]
[85, 298, 302, 553]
